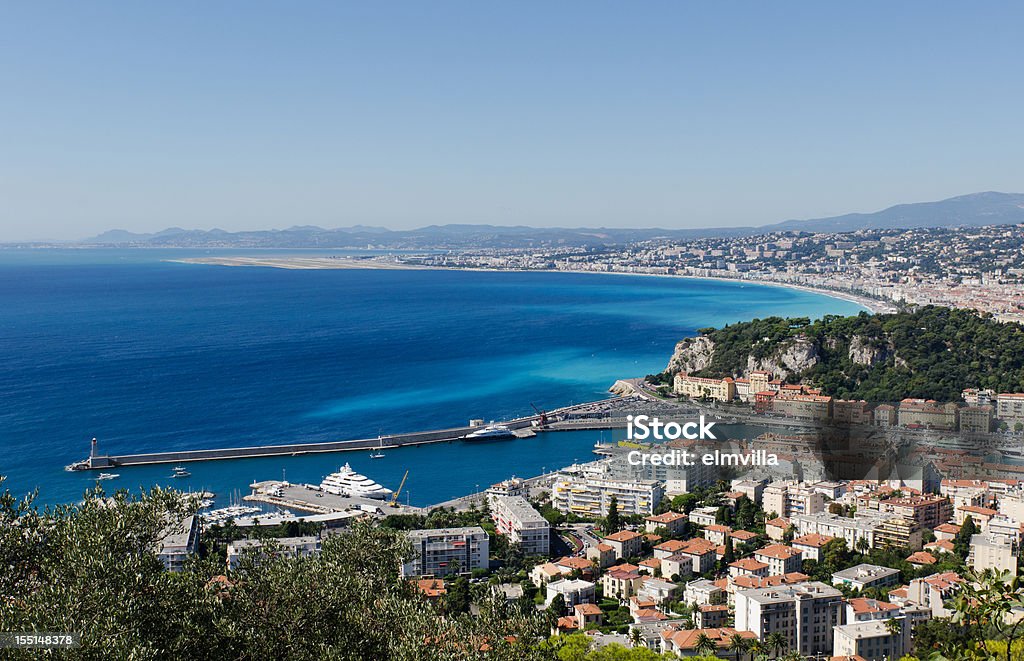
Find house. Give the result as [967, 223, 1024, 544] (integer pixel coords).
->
[684, 578, 726, 606]
[831, 564, 901, 592]
[604, 530, 644, 559]
[654, 539, 688, 559]
[833, 617, 909, 661]
[730, 529, 760, 546]
[728, 558, 769, 579]
[846, 597, 902, 623]
[586, 543, 616, 569]
[645, 511, 688, 535]
[791, 533, 835, 562]
[662, 538, 718, 577]
[694, 604, 729, 629]
[554, 556, 595, 579]
[573, 603, 604, 630]
[545, 578, 596, 607]
[530, 562, 563, 587]
[766, 517, 791, 541]
[601, 565, 644, 599]
[924, 539, 956, 555]
[638, 558, 661, 575]
[932, 522, 961, 541]
[703, 524, 732, 545]
[906, 551, 937, 568]
[413, 579, 447, 602]
[689, 506, 720, 527]
[754, 544, 804, 575]
[638, 577, 678, 605]
[660, 627, 756, 658]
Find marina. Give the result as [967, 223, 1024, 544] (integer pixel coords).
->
[65, 398, 630, 471]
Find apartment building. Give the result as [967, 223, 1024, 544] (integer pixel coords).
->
[791, 533, 835, 561]
[673, 373, 736, 402]
[831, 564, 900, 592]
[763, 482, 825, 518]
[603, 530, 644, 559]
[832, 618, 908, 661]
[996, 393, 1024, 424]
[734, 582, 844, 657]
[227, 535, 321, 571]
[792, 512, 879, 550]
[879, 495, 952, 530]
[551, 473, 664, 516]
[773, 393, 833, 421]
[644, 511, 688, 535]
[833, 399, 871, 425]
[969, 533, 1017, 574]
[402, 527, 490, 577]
[546, 578, 597, 607]
[491, 495, 550, 556]
[959, 405, 993, 433]
[155, 515, 200, 573]
[754, 544, 804, 575]
[897, 399, 958, 430]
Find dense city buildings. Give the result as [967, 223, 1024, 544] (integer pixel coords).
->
[490, 495, 551, 556]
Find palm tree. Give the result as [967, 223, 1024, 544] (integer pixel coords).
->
[885, 617, 903, 638]
[628, 626, 644, 648]
[765, 631, 788, 658]
[728, 632, 752, 661]
[694, 632, 718, 657]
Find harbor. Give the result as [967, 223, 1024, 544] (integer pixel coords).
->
[65, 396, 648, 471]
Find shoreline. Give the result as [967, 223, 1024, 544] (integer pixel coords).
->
[169, 256, 891, 314]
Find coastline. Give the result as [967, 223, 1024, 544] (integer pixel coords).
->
[169, 256, 891, 314]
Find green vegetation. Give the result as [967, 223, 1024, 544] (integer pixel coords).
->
[0, 479, 552, 660]
[685, 306, 1024, 401]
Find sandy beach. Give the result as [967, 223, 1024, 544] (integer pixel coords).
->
[170, 256, 895, 314]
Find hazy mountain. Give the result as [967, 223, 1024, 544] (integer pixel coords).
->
[768, 191, 1024, 233]
[77, 191, 1024, 249]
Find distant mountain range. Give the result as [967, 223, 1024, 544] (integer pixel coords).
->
[79, 191, 1024, 249]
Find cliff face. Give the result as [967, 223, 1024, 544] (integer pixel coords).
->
[848, 335, 892, 367]
[745, 336, 820, 380]
[666, 335, 715, 373]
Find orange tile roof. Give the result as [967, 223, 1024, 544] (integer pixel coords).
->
[605, 530, 643, 542]
[792, 533, 835, 548]
[662, 628, 756, 650]
[755, 544, 803, 560]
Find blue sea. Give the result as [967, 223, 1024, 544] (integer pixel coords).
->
[0, 249, 865, 508]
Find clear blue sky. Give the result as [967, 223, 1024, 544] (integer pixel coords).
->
[1, 2, 1022, 240]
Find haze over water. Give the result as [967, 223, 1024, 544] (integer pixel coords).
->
[0, 250, 864, 507]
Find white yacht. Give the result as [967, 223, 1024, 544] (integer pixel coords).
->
[319, 463, 393, 499]
[464, 424, 515, 440]
[171, 466, 191, 478]
[96, 472, 119, 481]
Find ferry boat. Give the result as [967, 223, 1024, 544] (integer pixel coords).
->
[96, 473, 119, 481]
[319, 463, 393, 499]
[171, 466, 191, 478]
[464, 424, 516, 440]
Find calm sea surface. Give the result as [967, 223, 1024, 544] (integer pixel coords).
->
[0, 249, 864, 507]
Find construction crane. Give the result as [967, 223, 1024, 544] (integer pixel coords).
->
[389, 470, 409, 507]
[530, 402, 548, 428]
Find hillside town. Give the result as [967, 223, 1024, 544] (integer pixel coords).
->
[149, 365, 1024, 660]
[393, 222, 1024, 323]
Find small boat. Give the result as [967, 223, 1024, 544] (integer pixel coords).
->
[96, 473, 119, 481]
[171, 466, 191, 478]
[370, 435, 386, 458]
[370, 452, 385, 459]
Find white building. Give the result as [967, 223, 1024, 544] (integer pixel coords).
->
[969, 533, 1017, 574]
[546, 578, 597, 607]
[735, 582, 844, 658]
[689, 506, 719, 527]
[227, 535, 321, 571]
[832, 617, 908, 661]
[763, 482, 825, 518]
[401, 526, 490, 577]
[491, 495, 550, 556]
[486, 477, 528, 506]
[551, 473, 663, 517]
[155, 515, 199, 572]
[831, 564, 901, 592]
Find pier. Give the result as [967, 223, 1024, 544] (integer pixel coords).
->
[70, 398, 634, 470]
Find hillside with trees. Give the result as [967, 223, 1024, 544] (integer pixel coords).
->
[672, 306, 1024, 402]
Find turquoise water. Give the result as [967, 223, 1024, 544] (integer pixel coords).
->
[0, 249, 864, 507]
